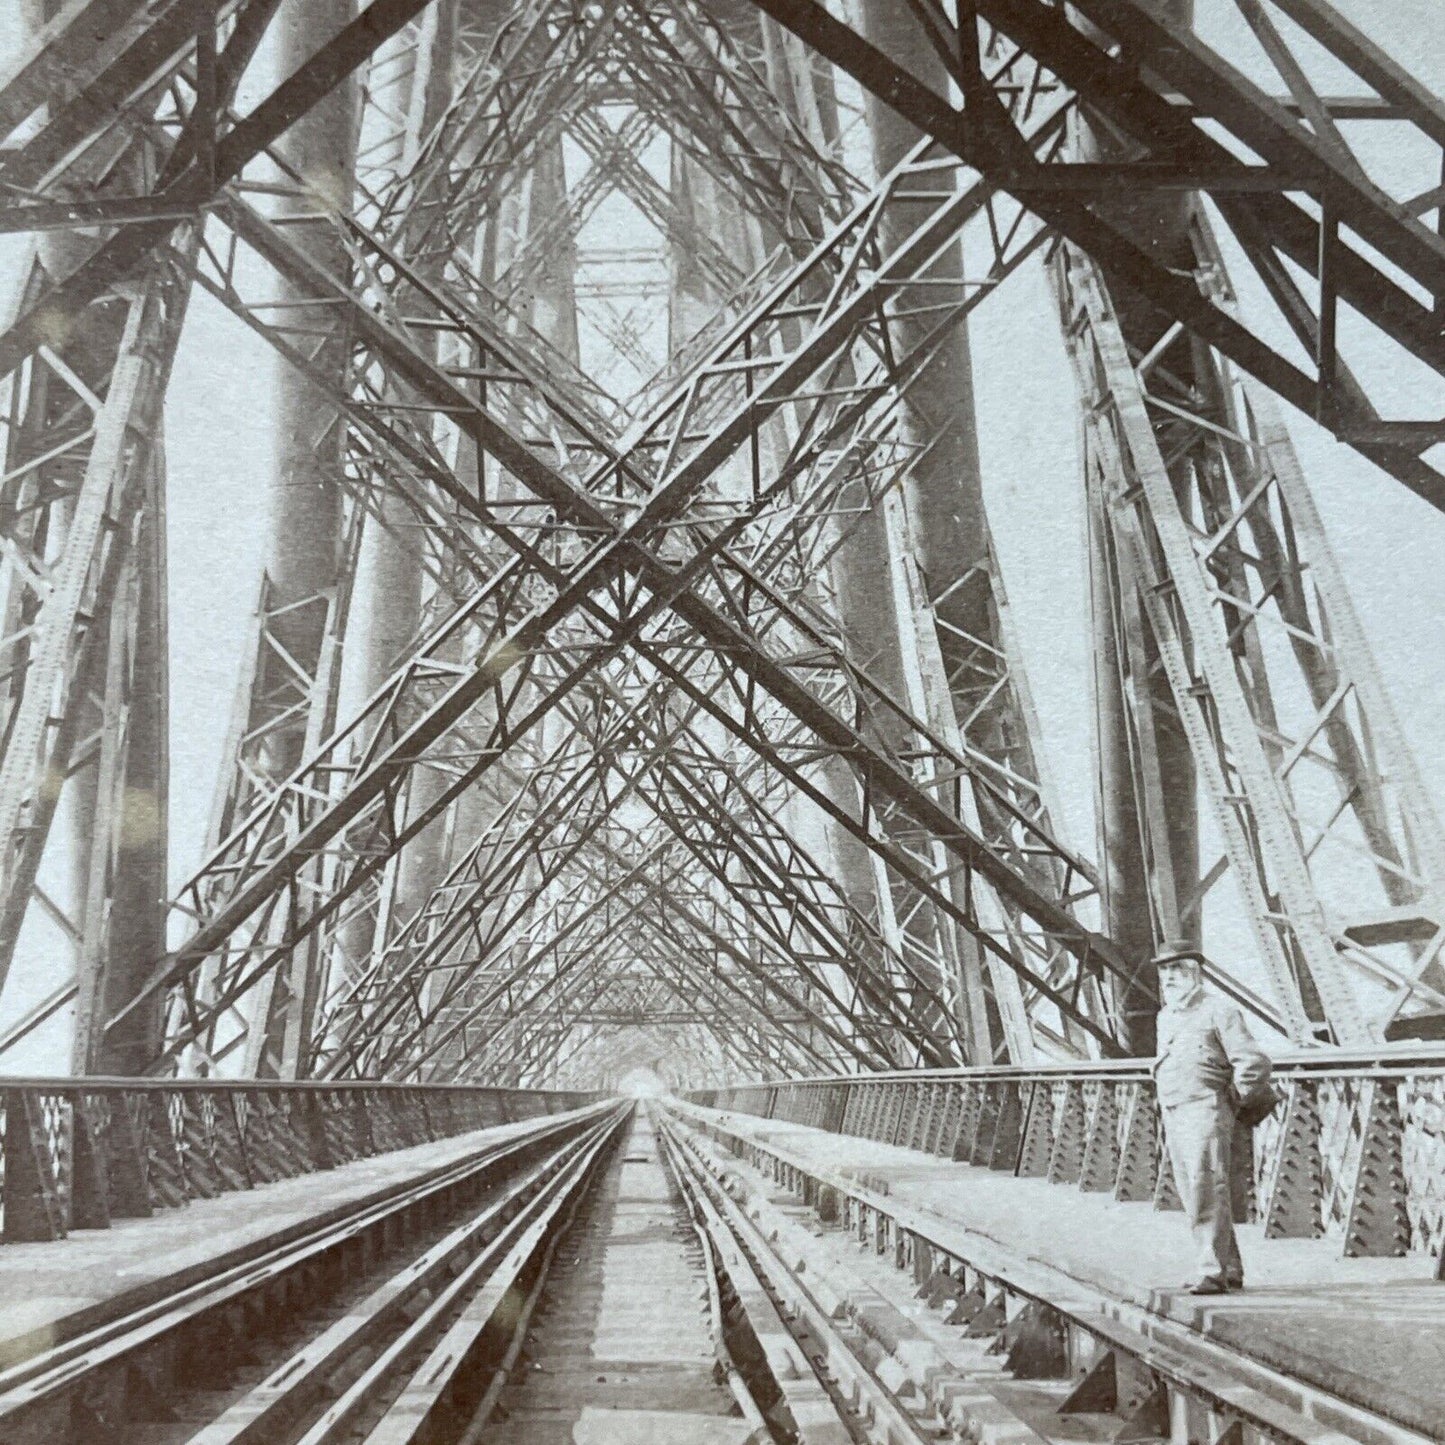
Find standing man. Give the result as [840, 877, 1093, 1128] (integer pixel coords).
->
[1152, 945, 1276, 1294]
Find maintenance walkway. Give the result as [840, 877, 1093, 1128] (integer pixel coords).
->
[675, 1058, 1445, 1442]
[0, 1104, 602, 1373]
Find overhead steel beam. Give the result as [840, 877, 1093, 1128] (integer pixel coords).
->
[113, 134, 1128, 1062]
[737, 0, 1445, 507]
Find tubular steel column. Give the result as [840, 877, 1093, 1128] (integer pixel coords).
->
[668, 134, 864, 1063]
[832, 3, 1078, 1056]
[72, 445, 171, 1074]
[1072, 0, 1200, 1055]
[1085, 450, 1159, 1051]
[245, 0, 359, 1075]
[21, 2, 100, 962]
[748, 16, 974, 1061]
[13, 0, 174, 1073]
[420, 130, 583, 1079]
[263, 0, 356, 784]
[334, 1, 460, 992]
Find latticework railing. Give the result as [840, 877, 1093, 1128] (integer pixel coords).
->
[0, 1078, 601, 1243]
[692, 1049, 1445, 1267]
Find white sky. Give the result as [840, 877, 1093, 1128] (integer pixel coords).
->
[2, 0, 1445, 1068]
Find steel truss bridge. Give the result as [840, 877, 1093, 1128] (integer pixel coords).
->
[4, 2, 1445, 1441]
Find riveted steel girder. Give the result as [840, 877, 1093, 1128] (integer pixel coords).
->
[5, 0, 1439, 1080]
[740, 0, 1445, 503]
[112, 134, 1133, 1067]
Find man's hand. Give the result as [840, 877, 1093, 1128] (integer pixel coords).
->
[1234, 1083, 1284, 1129]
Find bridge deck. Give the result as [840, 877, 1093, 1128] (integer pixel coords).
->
[474, 1111, 748, 1445]
[0, 1109, 587, 1371]
[687, 1104, 1445, 1439]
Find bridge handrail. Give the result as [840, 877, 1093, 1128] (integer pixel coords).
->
[0, 1077, 606, 1245]
[687, 1050, 1445, 1269]
[0, 1075, 605, 1095]
[688, 1041, 1445, 1088]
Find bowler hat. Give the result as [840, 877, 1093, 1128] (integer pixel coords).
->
[1151, 941, 1204, 969]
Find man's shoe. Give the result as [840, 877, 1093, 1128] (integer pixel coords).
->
[1225, 1277, 1244, 1291]
[1186, 1276, 1228, 1295]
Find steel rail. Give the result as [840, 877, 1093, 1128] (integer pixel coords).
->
[657, 1105, 936, 1445]
[667, 1101, 1438, 1445]
[183, 1107, 623, 1444]
[652, 1114, 819, 1445]
[0, 1102, 619, 1439]
[330, 1111, 624, 1444]
[654, 1116, 850, 1444]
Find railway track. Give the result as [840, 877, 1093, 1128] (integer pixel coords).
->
[3, 1099, 1422, 1444]
[657, 1107, 951, 1445]
[0, 1103, 627, 1445]
[467, 1106, 767, 1445]
[656, 1104, 1434, 1445]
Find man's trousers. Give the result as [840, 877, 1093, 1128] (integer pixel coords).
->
[1161, 1094, 1249, 1285]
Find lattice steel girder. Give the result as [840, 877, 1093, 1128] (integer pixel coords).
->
[632, 891, 853, 1056]
[454, 29, 1094, 1056]
[230, 557, 904, 1080]
[610, 0, 854, 240]
[410, 847, 864, 1081]
[200, 177, 1138, 1063]
[0, 255, 192, 995]
[149, 358, 924, 1075]
[373, 848, 673, 1076]
[316, 657, 726, 1074]
[634, 617, 1120, 1054]
[630, 902, 878, 1073]
[324, 589, 933, 1037]
[475, 930, 834, 1082]
[0, 0, 251, 202]
[622, 738, 955, 1060]
[493, 107, 749, 313]
[662, 18, 972, 1057]
[16, 0, 1404, 1075]
[0, 19, 1115, 1075]
[0, 0, 413, 1050]
[378, 0, 630, 251]
[343, 669, 927, 1079]
[441, 865, 855, 1075]
[0, 0, 286, 1012]
[407, 0, 846, 267]
[0, 0, 172, 139]
[348, 5, 457, 201]
[590, 617, 960, 1038]
[1056, 231, 1445, 1043]
[325, 109, 1075, 890]
[388, 873, 799, 1084]
[0, 0, 441, 383]
[179, 628, 650, 1076]
[739, 0, 1445, 507]
[361, 757, 924, 1086]
[222, 257, 1127, 1063]
[628, 717, 964, 1060]
[322, 580, 1092, 1069]
[116, 130, 1131, 1059]
[206, 439, 947, 1075]
[469, 945, 804, 1084]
